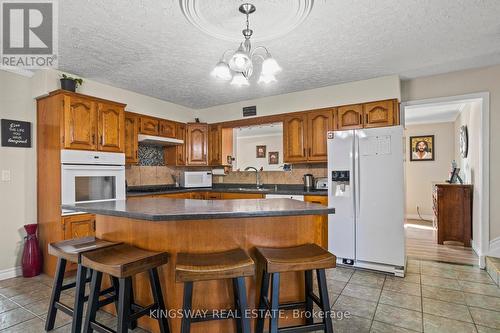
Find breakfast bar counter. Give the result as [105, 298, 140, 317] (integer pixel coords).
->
[62, 197, 333, 333]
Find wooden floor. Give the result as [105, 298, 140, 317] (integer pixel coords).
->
[405, 219, 479, 265]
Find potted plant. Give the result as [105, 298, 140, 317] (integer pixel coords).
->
[60, 74, 83, 92]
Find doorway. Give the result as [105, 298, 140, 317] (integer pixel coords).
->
[401, 93, 489, 266]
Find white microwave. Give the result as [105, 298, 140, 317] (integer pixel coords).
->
[180, 171, 212, 188]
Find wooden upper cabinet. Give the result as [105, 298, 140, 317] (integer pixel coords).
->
[283, 114, 308, 162]
[164, 122, 187, 166]
[186, 123, 208, 165]
[63, 95, 97, 150]
[337, 104, 363, 130]
[124, 113, 139, 164]
[363, 100, 395, 128]
[175, 123, 186, 165]
[307, 109, 334, 161]
[159, 120, 176, 138]
[139, 116, 159, 135]
[62, 213, 95, 240]
[97, 102, 124, 152]
[208, 124, 222, 166]
[60, 92, 126, 152]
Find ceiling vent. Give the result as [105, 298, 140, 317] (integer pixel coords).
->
[243, 106, 257, 117]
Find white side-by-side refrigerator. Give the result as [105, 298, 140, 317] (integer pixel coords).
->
[327, 126, 405, 276]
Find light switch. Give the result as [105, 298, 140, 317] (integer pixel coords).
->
[1, 170, 11, 182]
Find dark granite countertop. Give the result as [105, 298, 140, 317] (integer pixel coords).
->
[126, 183, 328, 197]
[62, 198, 334, 221]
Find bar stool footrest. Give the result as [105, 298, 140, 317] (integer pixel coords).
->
[97, 295, 118, 308]
[129, 303, 157, 322]
[54, 301, 73, 316]
[278, 323, 325, 333]
[90, 321, 115, 333]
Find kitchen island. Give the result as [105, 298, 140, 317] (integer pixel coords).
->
[62, 197, 333, 333]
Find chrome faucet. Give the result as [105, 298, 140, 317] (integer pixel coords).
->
[244, 166, 262, 188]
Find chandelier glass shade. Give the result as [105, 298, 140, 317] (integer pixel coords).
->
[211, 3, 281, 86]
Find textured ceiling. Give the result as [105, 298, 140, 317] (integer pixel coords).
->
[59, 0, 500, 109]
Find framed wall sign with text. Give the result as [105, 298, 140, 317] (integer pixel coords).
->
[1, 119, 32, 148]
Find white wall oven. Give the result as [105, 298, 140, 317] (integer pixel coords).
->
[61, 150, 125, 214]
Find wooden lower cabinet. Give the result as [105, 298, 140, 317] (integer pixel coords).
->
[304, 195, 328, 248]
[433, 184, 473, 247]
[190, 192, 207, 200]
[129, 192, 264, 200]
[206, 192, 222, 200]
[158, 193, 191, 199]
[220, 193, 264, 200]
[59, 213, 96, 271]
[304, 195, 328, 206]
[62, 213, 96, 240]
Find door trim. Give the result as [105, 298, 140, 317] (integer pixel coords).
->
[401, 92, 490, 267]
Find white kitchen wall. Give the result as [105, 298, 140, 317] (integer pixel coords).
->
[0, 71, 36, 277]
[454, 101, 482, 250]
[402, 64, 499, 254]
[235, 134, 283, 171]
[195, 75, 401, 122]
[405, 122, 455, 219]
[31, 69, 196, 122]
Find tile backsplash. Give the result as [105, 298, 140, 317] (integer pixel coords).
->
[127, 142, 327, 187]
[212, 164, 327, 185]
[138, 144, 165, 166]
[126, 165, 180, 186]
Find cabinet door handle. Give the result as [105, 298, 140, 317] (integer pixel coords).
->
[365, 114, 368, 124]
[359, 114, 362, 124]
[92, 134, 95, 144]
[99, 135, 103, 145]
[309, 148, 311, 156]
[303, 148, 306, 157]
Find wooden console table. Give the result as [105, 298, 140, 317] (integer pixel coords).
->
[433, 184, 473, 247]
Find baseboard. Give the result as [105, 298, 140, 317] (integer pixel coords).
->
[0, 266, 22, 281]
[406, 214, 434, 221]
[489, 237, 500, 257]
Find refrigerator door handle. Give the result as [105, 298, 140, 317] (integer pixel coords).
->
[355, 132, 361, 217]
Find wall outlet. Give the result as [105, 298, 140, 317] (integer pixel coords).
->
[1, 170, 11, 182]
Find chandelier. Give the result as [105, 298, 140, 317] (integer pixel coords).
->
[211, 3, 282, 86]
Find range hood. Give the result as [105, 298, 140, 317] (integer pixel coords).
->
[138, 134, 183, 146]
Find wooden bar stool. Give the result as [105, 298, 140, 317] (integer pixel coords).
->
[175, 248, 255, 333]
[255, 244, 336, 333]
[81, 243, 170, 333]
[46, 237, 120, 333]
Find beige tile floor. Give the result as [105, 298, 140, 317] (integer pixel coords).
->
[0, 260, 499, 332]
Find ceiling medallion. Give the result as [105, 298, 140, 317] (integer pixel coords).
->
[210, 3, 282, 87]
[179, 0, 314, 42]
